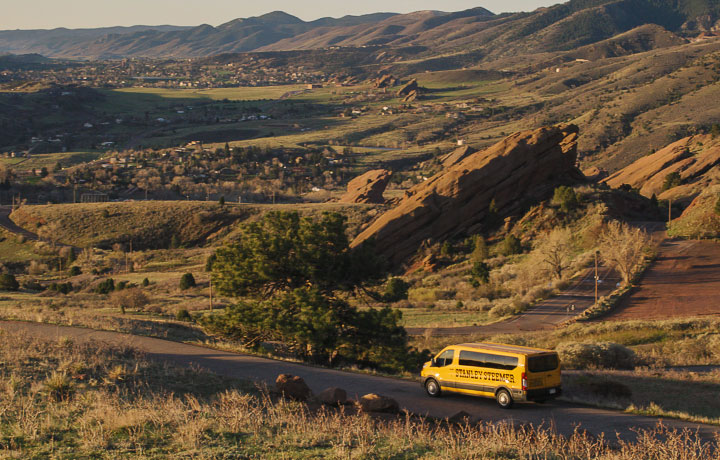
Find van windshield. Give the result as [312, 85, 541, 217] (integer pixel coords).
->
[528, 354, 559, 373]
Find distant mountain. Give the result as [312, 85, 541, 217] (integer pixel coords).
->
[0, 0, 717, 60]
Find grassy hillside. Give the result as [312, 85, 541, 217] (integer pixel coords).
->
[9, 201, 378, 250]
[668, 185, 720, 238]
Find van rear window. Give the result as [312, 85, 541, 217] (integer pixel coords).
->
[528, 354, 559, 373]
[458, 350, 518, 370]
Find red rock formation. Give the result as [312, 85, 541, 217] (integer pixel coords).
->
[351, 125, 579, 264]
[603, 134, 720, 203]
[339, 169, 392, 204]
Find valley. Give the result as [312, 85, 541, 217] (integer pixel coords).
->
[1, 0, 720, 458]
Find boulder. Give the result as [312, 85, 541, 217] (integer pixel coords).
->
[318, 387, 347, 406]
[397, 79, 419, 97]
[582, 166, 607, 182]
[358, 393, 399, 413]
[339, 169, 392, 204]
[351, 125, 580, 265]
[402, 90, 419, 103]
[275, 374, 313, 401]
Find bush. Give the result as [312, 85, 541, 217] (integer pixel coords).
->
[662, 172, 682, 191]
[179, 273, 196, 290]
[470, 261, 490, 284]
[553, 186, 578, 212]
[49, 282, 73, 295]
[384, 278, 410, 302]
[501, 235, 523, 256]
[0, 273, 19, 291]
[69, 266, 82, 276]
[142, 277, 150, 287]
[556, 341, 637, 369]
[95, 278, 115, 295]
[176, 309, 192, 322]
[22, 279, 43, 291]
[110, 288, 149, 312]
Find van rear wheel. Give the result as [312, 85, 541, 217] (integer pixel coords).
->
[425, 378, 441, 397]
[496, 389, 513, 409]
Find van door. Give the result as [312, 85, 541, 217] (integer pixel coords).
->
[429, 349, 456, 390]
[455, 350, 519, 396]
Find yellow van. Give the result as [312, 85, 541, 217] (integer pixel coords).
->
[420, 342, 561, 408]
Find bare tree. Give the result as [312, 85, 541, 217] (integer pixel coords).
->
[599, 221, 650, 285]
[533, 228, 574, 280]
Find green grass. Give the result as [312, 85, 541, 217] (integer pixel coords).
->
[0, 229, 46, 263]
[396, 307, 492, 328]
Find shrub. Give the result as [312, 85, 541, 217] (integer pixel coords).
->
[470, 261, 490, 284]
[553, 186, 578, 212]
[179, 273, 196, 290]
[50, 282, 73, 295]
[110, 288, 149, 312]
[556, 341, 637, 369]
[22, 279, 43, 291]
[95, 278, 115, 295]
[0, 273, 19, 291]
[69, 266, 82, 276]
[142, 277, 150, 287]
[661, 172, 682, 191]
[44, 372, 75, 402]
[384, 278, 410, 302]
[501, 234, 523, 256]
[176, 309, 192, 322]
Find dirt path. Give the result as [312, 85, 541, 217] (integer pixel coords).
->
[2, 321, 718, 441]
[602, 239, 720, 320]
[407, 265, 621, 337]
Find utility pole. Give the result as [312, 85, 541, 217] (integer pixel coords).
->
[209, 277, 214, 311]
[594, 250, 599, 305]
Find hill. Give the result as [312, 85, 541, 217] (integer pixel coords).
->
[0, 0, 717, 59]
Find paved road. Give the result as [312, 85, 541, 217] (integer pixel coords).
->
[407, 265, 621, 337]
[3, 321, 718, 441]
[0, 205, 41, 241]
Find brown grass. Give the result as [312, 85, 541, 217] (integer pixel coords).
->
[0, 329, 717, 459]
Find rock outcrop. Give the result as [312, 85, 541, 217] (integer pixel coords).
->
[339, 169, 392, 204]
[668, 185, 720, 239]
[275, 374, 313, 401]
[397, 79, 418, 97]
[439, 145, 478, 168]
[603, 134, 720, 203]
[358, 393, 399, 413]
[351, 125, 580, 264]
[375, 74, 397, 88]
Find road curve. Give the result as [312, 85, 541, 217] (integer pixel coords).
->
[2, 321, 718, 441]
[0, 206, 41, 242]
[407, 266, 620, 337]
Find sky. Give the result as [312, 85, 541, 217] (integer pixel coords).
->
[0, 0, 559, 30]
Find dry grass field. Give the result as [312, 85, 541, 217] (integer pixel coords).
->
[0, 329, 717, 459]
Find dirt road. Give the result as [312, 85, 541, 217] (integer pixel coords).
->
[0, 205, 41, 241]
[603, 239, 720, 320]
[3, 321, 718, 441]
[407, 265, 621, 337]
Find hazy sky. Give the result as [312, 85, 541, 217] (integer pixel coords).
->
[1, 0, 559, 30]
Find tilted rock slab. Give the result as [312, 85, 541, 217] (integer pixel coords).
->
[603, 134, 720, 203]
[351, 125, 579, 264]
[339, 169, 392, 204]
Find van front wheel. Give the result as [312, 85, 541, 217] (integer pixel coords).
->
[425, 378, 441, 397]
[496, 389, 513, 409]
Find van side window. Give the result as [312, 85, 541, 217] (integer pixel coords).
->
[528, 354, 559, 372]
[458, 351, 518, 370]
[434, 350, 454, 367]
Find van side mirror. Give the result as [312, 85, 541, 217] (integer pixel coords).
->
[431, 358, 437, 367]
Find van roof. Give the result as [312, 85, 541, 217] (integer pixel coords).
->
[455, 342, 555, 356]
